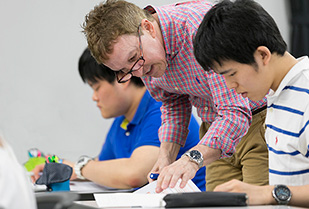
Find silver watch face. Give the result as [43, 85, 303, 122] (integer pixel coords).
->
[273, 185, 291, 204]
[190, 150, 202, 160]
[78, 156, 89, 163]
[274, 185, 291, 201]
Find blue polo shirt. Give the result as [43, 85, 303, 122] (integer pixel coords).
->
[98, 90, 206, 191]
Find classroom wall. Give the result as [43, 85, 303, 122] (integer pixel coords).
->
[0, 0, 290, 164]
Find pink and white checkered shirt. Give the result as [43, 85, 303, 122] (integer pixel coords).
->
[143, 1, 266, 157]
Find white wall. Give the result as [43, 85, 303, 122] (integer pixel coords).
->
[0, 0, 290, 164]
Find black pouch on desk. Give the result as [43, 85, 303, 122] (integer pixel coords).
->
[36, 163, 72, 191]
[163, 191, 248, 208]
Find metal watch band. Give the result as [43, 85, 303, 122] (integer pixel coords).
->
[183, 150, 204, 169]
[272, 184, 292, 205]
[74, 156, 93, 180]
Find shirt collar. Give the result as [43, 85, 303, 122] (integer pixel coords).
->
[127, 90, 152, 126]
[144, 5, 179, 58]
[268, 56, 309, 98]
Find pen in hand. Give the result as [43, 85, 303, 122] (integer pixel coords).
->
[149, 173, 159, 180]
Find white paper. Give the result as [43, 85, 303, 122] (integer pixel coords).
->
[134, 179, 200, 194]
[94, 193, 166, 208]
[94, 179, 200, 208]
[70, 181, 133, 193]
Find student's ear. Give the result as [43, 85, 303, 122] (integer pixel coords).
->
[141, 19, 156, 38]
[256, 46, 271, 66]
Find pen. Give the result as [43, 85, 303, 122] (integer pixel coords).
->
[150, 173, 159, 180]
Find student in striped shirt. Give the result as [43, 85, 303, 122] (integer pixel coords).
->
[194, 0, 309, 207]
[82, 0, 269, 193]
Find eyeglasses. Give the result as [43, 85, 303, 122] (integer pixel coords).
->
[116, 25, 145, 83]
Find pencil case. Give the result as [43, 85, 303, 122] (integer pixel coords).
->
[163, 191, 248, 207]
[36, 163, 72, 192]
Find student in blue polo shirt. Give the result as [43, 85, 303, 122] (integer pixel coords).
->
[32, 48, 205, 191]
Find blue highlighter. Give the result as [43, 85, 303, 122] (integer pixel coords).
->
[150, 173, 159, 180]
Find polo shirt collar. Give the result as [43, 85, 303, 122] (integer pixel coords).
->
[128, 90, 152, 126]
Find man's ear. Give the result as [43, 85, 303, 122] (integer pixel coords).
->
[141, 19, 156, 38]
[256, 46, 271, 66]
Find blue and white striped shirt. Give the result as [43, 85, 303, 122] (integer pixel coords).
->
[266, 56, 309, 186]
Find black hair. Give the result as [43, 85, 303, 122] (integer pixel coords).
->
[78, 48, 144, 87]
[193, 0, 287, 71]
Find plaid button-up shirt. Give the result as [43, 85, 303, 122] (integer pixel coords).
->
[143, 1, 266, 157]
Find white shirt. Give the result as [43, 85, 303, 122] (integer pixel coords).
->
[0, 136, 37, 209]
[266, 56, 309, 186]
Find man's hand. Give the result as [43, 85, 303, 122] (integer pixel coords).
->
[147, 142, 181, 187]
[214, 179, 274, 205]
[155, 155, 199, 193]
[153, 144, 220, 193]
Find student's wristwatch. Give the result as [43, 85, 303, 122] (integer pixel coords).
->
[74, 155, 93, 180]
[272, 185, 292, 205]
[182, 150, 204, 169]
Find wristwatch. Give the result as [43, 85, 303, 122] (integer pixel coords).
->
[272, 184, 292, 205]
[74, 155, 93, 180]
[183, 150, 204, 169]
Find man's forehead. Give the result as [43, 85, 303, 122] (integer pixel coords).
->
[104, 35, 138, 70]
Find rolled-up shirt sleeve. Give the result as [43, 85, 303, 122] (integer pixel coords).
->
[144, 77, 192, 146]
[199, 71, 252, 158]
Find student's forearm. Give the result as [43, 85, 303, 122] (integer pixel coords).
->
[81, 146, 160, 189]
[81, 159, 149, 189]
[289, 185, 309, 207]
[253, 185, 309, 207]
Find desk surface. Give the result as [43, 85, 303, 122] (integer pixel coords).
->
[73, 201, 308, 209]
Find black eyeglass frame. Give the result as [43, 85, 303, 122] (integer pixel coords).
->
[116, 25, 145, 83]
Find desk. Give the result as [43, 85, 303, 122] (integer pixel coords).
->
[35, 192, 308, 209]
[70, 181, 133, 200]
[34, 181, 134, 201]
[35, 182, 308, 209]
[72, 201, 308, 209]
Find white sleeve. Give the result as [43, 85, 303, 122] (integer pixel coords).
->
[0, 137, 37, 209]
[298, 103, 309, 157]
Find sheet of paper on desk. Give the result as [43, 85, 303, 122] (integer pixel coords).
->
[70, 181, 133, 193]
[94, 179, 200, 208]
[134, 179, 200, 194]
[94, 193, 166, 208]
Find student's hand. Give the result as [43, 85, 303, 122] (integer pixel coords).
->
[155, 155, 199, 193]
[31, 163, 45, 183]
[214, 179, 274, 205]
